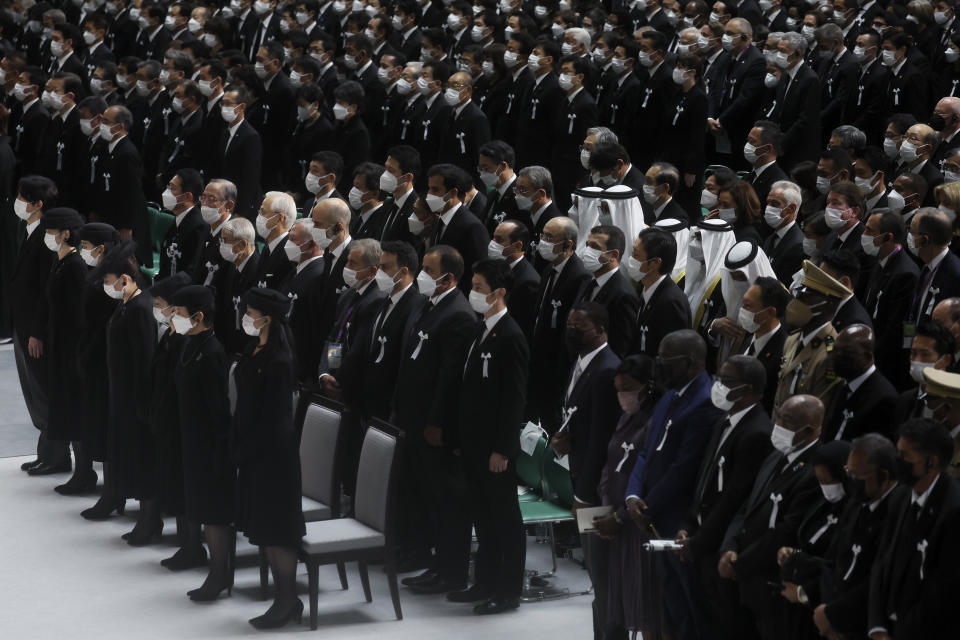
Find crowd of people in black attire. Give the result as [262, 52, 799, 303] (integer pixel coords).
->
[3, 0, 960, 636]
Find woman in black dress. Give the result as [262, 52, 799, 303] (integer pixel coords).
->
[168, 285, 237, 599]
[82, 242, 157, 541]
[63, 223, 121, 496]
[233, 287, 305, 629]
[148, 272, 205, 566]
[40, 209, 89, 494]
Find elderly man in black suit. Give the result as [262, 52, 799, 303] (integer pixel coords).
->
[746, 121, 790, 210]
[212, 217, 261, 356]
[735, 276, 790, 413]
[310, 197, 354, 342]
[718, 393, 824, 639]
[867, 417, 960, 640]
[528, 216, 591, 433]
[905, 208, 960, 327]
[840, 31, 889, 143]
[209, 84, 263, 221]
[628, 227, 691, 356]
[677, 355, 773, 639]
[279, 220, 326, 384]
[824, 324, 898, 441]
[576, 225, 639, 357]
[437, 71, 491, 178]
[768, 32, 821, 170]
[489, 220, 540, 342]
[762, 180, 805, 285]
[254, 40, 295, 189]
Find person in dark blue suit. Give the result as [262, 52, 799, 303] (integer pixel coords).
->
[624, 329, 725, 640]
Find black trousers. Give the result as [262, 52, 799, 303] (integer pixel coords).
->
[12, 330, 65, 463]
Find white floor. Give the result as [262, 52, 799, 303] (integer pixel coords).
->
[0, 455, 594, 638]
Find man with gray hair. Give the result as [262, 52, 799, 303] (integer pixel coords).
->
[814, 24, 858, 142]
[581, 126, 619, 172]
[312, 197, 355, 340]
[193, 178, 237, 283]
[768, 30, 821, 170]
[214, 216, 261, 355]
[516, 165, 561, 269]
[763, 180, 806, 283]
[281, 219, 326, 382]
[255, 191, 297, 289]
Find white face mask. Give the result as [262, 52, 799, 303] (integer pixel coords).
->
[444, 87, 462, 106]
[528, 54, 542, 71]
[882, 136, 900, 159]
[171, 313, 195, 335]
[380, 171, 399, 193]
[310, 226, 334, 249]
[907, 232, 920, 255]
[425, 192, 447, 213]
[79, 118, 96, 136]
[487, 239, 506, 259]
[581, 246, 606, 274]
[255, 212, 275, 238]
[722, 34, 736, 51]
[855, 223, 885, 254]
[188, 17, 203, 32]
[80, 247, 99, 266]
[816, 175, 832, 195]
[136, 80, 151, 97]
[671, 66, 688, 84]
[44, 231, 62, 252]
[153, 306, 167, 324]
[716, 207, 737, 222]
[626, 256, 648, 281]
[537, 239, 557, 261]
[416, 270, 445, 297]
[774, 51, 791, 69]
[396, 78, 413, 95]
[558, 73, 574, 90]
[820, 482, 846, 503]
[910, 359, 934, 383]
[374, 268, 399, 293]
[202, 33, 218, 47]
[946, 48, 960, 64]
[296, 104, 314, 122]
[515, 192, 534, 211]
[332, 103, 349, 120]
[482, 61, 495, 76]
[710, 380, 736, 411]
[737, 306, 761, 333]
[283, 240, 304, 262]
[764, 72, 779, 88]
[99, 122, 114, 141]
[802, 236, 819, 258]
[770, 423, 796, 453]
[824, 206, 848, 229]
[854, 175, 875, 195]
[200, 206, 222, 225]
[886, 189, 906, 214]
[14, 198, 32, 220]
[161, 188, 178, 210]
[103, 279, 125, 299]
[407, 213, 425, 235]
[348, 187, 366, 210]
[764, 204, 784, 228]
[881, 49, 896, 66]
[241, 313, 261, 336]
[899, 140, 921, 162]
[342, 266, 364, 288]
[220, 105, 238, 123]
[642, 184, 658, 203]
[469, 289, 493, 314]
[304, 173, 323, 194]
[580, 148, 591, 170]
[743, 142, 760, 164]
[700, 189, 718, 209]
[479, 169, 498, 187]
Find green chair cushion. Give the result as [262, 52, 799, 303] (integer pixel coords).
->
[520, 499, 573, 524]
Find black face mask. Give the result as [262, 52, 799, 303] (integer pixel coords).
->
[565, 327, 586, 354]
[832, 357, 862, 382]
[849, 476, 868, 502]
[929, 113, 949, 132]
[894, 456, 923, 486]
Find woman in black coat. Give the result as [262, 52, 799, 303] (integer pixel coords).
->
[82, 242, 157, 541]
[72, 223, 120, 485]
[169, 285, 237, 599]
[233, 287, 305, 629]
[41, 209, 89, 493]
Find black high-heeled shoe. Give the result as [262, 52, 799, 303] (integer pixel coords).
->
[125, 521, 163, 546]
[187, 573, 234, 601]
[80, 496, 126, 520]
[55, 470, 99, 496]
[161, 546, 208, 571]
[248, 599, 304, 630]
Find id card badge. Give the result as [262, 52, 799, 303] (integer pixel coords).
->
[327, 342, 343, 371]
[903, 322, 917, 349]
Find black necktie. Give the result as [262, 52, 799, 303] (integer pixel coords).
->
[539, 268, 557, 317]
[485, 190, 501, 226]
[433, 218, 446, 245]
[252, 23, 266, 61]
[583, 279, 598, 301]
[746, 340, 756, 356]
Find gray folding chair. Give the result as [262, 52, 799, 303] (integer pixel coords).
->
[299, 421, 404, 629]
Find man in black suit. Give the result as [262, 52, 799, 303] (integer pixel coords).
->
[490, 220, 540, 342]
[133, 59, 171, 201]
[158, 80, 205, 184]
[862, 210, 919, 389]
[476, 140, 520, 235]
[867, 417, 960, 639]
[361, 240, 426, 421]
[768, 32, 821, 170]
[331, 80, 372, 196]
[820, 249, 873, 331]
[853, 145, 892, 214]
[136, 4, 172, 61]
[676, 355, 773, 638]
[880, 32, 928, 122]
[633, 30, 675, 170]
[596, 40, 642, 159]
[710, 18, 766, 170]
[157, 168, 209, 281]
[252, 42, 295, 189]
[10, 176, 56, 473]
[392, 0, 422, 61]
[378, 145, 423, 250]
[514, 38, 563, 169]
[10, 65, 50, 177]
[906, 208, 960, 326]
[517, 166, 559, 271]
[254, 191, 295, 290]
[821, 181, 874, 296]
[437, 71, 490, 177]
[83, 15, 116, 72]
[309, 197, 354, 343]
[528, 216, 591, 432]
[303, 150, 346, 213]
[841, 31, 889, 143]
[348, 162, 390, 240]
[825, 324, 898, 441]
[212, 216, 261, 356]
[447, 258, 529, 614]
[745, 121, 790, 207]
[424, 164, 488, 294]
[895, 124, 944, 205]
[804, 433, 902, 640]
[37, 72, 84, 208]
[493, 32, 535, 145]
[641, 161, 689, 226]
[895, 321, 956, 426]
[49, 25, 88, 83]
[192, 179, 237, 285]
[344, 34, 387, 145]
[815, 23, 858, 144]
[279, 220, 325, 383]
[762, 180, 805, 285]
[553, 55, 598, 212]
[95, 105, 152, 268]
[395, 245, 476, 594]
[628, 227, 691, 356]
[209, 84, 263, 220]
[718, 394, 825, 639]
[736, 276, 790, 414]
[243, 0, 281, 61]
[576, 225, 639, 357]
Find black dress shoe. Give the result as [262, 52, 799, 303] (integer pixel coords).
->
[396, 552, 432, 573]
[446, 584, 492, 603]
[55, 470, 99, 495]
[408, 576, 466, 595]
[473, 598, 520, 615]
[27, 460, 72, 476]
[161, 546, 208, 571]
[401, 568, 438, 587]
[20, 458, 41, 471]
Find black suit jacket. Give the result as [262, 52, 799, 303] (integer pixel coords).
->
[211, 119, 263, 220]
[842, 58, 889, 141]
[415, 93, 451, 173]
[280, 257, 326, 382]
[515, 71, 564, 168]
[831, 296, 874, 332]
[158, 207, 209, 281]
[316, 244, 350, 344]
[688, 404, 773, 561]
[482, 183, 524, 236]
[763, 221, 805, 285]
[12, 100, 50, 176]
[433, 205, 489, 294]
[362, 285, 427, 420]
[823, 369, 897, 441]
[508, 256, 540, 343]
[332, 116, 371, 195]
[562, 344, 621, 504]
[256, 235, 295, 290]
[96, 136, 151, 267]
[437, 100, 490, 177]
[883, 57, 929, 122]
[213, 252, 260, 356]
[552, 90, 598, 210]
[864, 248, 919, 387]
[771, 63, 821, 169]
[909, 250, 960, 323]
[493, 66, 535, 144]
[576, 269, 639, 357]
[820, 49, 859, 137]
[718, 45, 766, 150]
[159, 108, 204, 180]
[457, 313, 529, 459]
[633, 61, 676, 167]
[9, 223, 54, 341]
[750, 162, 789, 208]
[744, 325, 787, 413]
[868, 475, 960, 638]
[630, 275, 691, 356]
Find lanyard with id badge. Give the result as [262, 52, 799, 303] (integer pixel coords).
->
[904, 263, 941, 348]
[326, 302, 358, 372]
